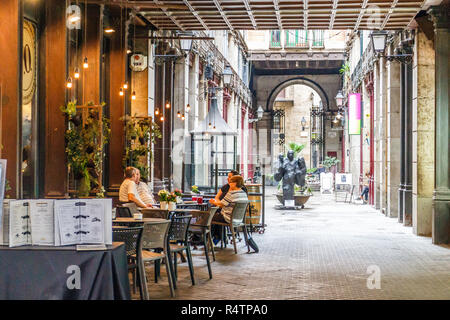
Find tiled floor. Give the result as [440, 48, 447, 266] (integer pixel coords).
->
[133, 187, 450, 300]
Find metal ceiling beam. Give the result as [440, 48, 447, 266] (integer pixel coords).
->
[242, 0, 257, 29]
[153, 0, 185, 31]
[183, 0, 209, 30]
[273, 0, 283, 30]
[213, 0, 234, 31]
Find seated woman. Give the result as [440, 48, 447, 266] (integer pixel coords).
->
[209, 175, 248, 224]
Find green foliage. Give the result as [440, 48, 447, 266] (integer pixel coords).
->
[339, 62, 350, 75]
[307, 168, 318, 174]
[122, 116, 161, 181]
[287, 142, 305, 158]
[323, 156, 340, 169]
[62, 100, 110, 197]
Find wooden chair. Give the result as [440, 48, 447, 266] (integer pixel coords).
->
[188, 207, 219, 279]
[212, 201, 250, 254]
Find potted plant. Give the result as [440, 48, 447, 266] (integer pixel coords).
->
[323, 156, 340, 174]
[158, 189, 170, 210]
[168, 192, 177, 211]
[191, 185, 200, 201]
[174, 188, 183, 204]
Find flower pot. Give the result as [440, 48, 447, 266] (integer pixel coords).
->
[275, 193, 311, 207]
[160, 201, 168, 210]
[168, 202, 176, 211]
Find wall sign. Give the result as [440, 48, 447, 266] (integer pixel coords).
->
[22, 20, 36, 105]
[130, 54, 147, 71]
[348, 93, 361, 135]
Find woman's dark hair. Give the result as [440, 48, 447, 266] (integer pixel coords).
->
[229, 170, 240, 176]
[229, 175, 244, 188]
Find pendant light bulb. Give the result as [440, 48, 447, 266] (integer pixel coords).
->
[83, 57, 89, 69]
[123, 82, 128, 90]
[155, 108, 160, 115]
[74, 68, 80, 79]
[181, 114, 185, 121]
[165, 101, 170, 109]
[213, 125, 216, 130]
[66, 77, 73, 89]
[160, 116, 165, 122]
[131, 91, 136, 100]
[119, 88, 124, 96]
[208, 122, 212, 129]
[186, 104, 191, 112]
[177, 111, 181, 118]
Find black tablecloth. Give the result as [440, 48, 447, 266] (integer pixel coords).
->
[0, 242, 131, 300]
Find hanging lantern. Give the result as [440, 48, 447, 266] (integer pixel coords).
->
[83, 57, 88, 69]
[119, 88, 124, 96]
[66, 77, 73, 89]
[74, 68, 80, 79]
[123, 82, 128, 90]
[131, 91, 136, 100]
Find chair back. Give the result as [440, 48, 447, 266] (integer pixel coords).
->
[168, 215, 192, 243]
[116, 206, 133, 218]
[112, 226, 143, 259]
[142, 208, 169, 219]
[230, 201, 249, 226]
[122, 202, 139, 214]
[190, 207, 218, 227]
[142, 221, 171, 250]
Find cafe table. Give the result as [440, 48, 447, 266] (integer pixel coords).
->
[0, 242, 130, 300]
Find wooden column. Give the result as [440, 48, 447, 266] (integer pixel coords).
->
[107, 6, 126, 192]
[0, 0, 21, 198]
[42, 0, 67, 198]
[81, 4, 101, 104]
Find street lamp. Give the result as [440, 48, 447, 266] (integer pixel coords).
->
[369, 30, 413, 64]
[370, 30, 388, 54]
[179, 32, 193, 53]
[335, 90, 344, 107]
[249, 106, 265, 123]
[301, 117, 307, 131]
[222, 65, 233, 86]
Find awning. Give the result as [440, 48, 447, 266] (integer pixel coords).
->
[190, 97, 237, 136]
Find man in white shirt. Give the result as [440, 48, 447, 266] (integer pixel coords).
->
[119, 167, 151, 208]
[135, 169, 155, 207]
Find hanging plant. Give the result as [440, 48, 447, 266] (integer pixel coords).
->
[122, 115, 161, 181]
[61, 100, 110, 197]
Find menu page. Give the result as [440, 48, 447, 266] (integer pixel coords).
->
[79, 201, 104, 244]
[29, 200, 54, 246]
[9, 200, 31, 247]
[56, 201, 81, 246]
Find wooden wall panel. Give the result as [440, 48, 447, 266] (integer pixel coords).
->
[43, 0, 67, 197]
[82, 5, 101, 104]
[107, 7, 126, 191]
[0, 0, 21, 198]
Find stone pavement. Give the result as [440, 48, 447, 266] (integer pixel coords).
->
[133, 187, 450, 300]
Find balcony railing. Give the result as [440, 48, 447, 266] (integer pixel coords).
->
[312, 30, 324, 48]
[270, 30, 281, 48]
[285, 30, 308, 48]
[270, 30, 325, 49]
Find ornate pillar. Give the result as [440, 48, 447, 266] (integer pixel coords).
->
[429, 3, 450, 244]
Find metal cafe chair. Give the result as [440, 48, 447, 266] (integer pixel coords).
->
[212, 201, 250, 254]
[112, 226, 145, 299]
[188, 207, 219, 279]
[141, 220, 175, 298]
[167, 215, 194, 289]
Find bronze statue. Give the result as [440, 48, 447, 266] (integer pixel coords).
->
[274, 150, 307, 204]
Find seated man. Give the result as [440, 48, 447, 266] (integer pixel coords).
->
[209, 175, 248, 224]
[134, 169, 155, 207]
[119, 167, 151, 208]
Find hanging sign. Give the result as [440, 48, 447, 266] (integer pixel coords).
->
[348, 93, 361, 135]
[130, 54, 147, 71]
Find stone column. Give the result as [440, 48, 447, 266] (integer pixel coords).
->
[412, 30, 435, 236]
[378, 56, 388, 214]
[386, 45, 401, 218]
[403, 57, 414, 226]
[429, 4, 450, 244]
[373, 61, 381, 209]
